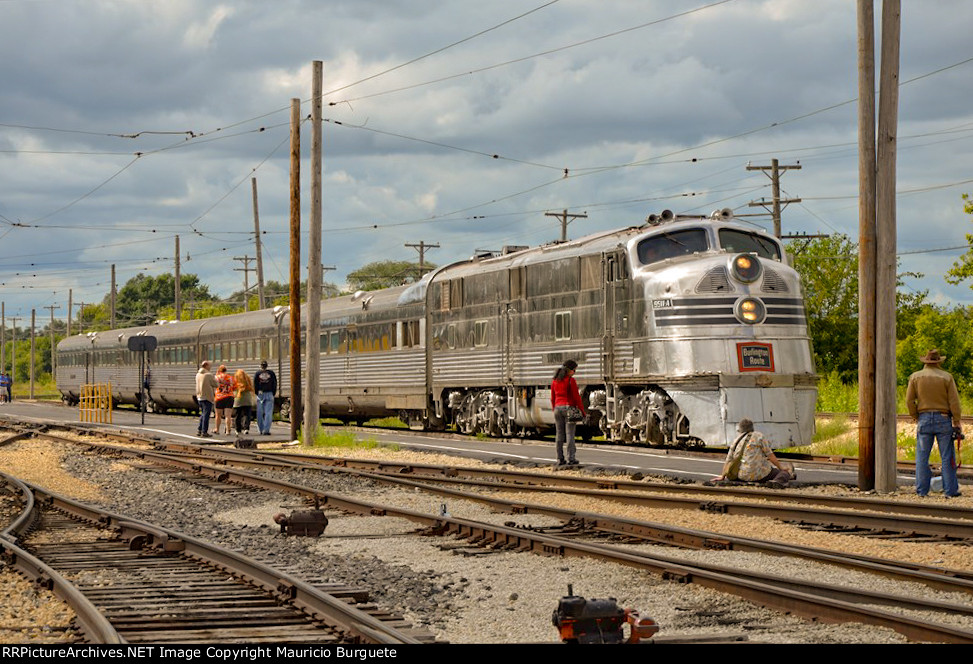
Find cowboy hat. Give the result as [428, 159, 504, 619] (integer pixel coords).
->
[920, 349, 946, 364]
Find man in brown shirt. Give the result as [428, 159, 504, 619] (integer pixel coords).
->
[905, 349, 962, 497]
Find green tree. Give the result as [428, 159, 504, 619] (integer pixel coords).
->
[896, 305, 973, 394]
[112, 273, 215, 326]
[346, 260, 432, 291]
[787, 234, 860, 381]
[945, 193, 973, 287]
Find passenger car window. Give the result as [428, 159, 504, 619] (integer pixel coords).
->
[637, 229, 708, 265]
[718, 229, 781, 260]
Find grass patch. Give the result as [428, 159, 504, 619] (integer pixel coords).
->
[812, 415, 851, 443]
[300, 425, 399, 452]
[366, 417, 408, 429]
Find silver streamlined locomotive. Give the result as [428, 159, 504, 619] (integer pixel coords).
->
[57, 209, 817, 448]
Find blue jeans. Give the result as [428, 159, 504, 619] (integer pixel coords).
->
[554, 406, 577, 463]
[916, 411, 960, 496]
[257, 391, 274, 434]
[198, 399, 214, 435]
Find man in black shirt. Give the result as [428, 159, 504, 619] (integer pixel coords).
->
[253, 360, 278, 435]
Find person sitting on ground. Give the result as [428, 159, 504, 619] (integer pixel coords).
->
[714, 418, 794, 488]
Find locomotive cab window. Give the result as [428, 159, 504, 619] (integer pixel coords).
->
[637, 229, 708, 265]
[554, 311, 571, 341]
[718, 229, 781, 261]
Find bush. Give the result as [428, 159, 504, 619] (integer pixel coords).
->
[816, 371, 859, 412]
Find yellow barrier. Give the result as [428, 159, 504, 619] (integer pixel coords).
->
[79, 383, 113, 423]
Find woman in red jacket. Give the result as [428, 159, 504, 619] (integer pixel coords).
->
[551, 359, 585, 466]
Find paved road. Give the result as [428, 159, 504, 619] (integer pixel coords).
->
[0, 399, 919, 489]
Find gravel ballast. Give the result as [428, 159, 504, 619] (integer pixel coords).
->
[4, 437, 968, 643]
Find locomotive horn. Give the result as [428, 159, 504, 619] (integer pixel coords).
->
[660, 209, 674, 221]
[711, 208, 733, 220]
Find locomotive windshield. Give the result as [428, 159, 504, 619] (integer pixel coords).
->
[718, 229, 781, 261]
[636, 229, 708, 265]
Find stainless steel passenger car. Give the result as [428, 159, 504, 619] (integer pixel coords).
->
[57, 210, 817, 447]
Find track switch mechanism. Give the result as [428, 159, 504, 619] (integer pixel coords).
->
[273, 510, 329, 537]
[552, 584, 659, 644]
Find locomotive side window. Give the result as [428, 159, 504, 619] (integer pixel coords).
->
[718, 229, 781, 261]
[637, 229, 708, 265]
[555, 311, 572, 341]
[474, 320, 489, 348]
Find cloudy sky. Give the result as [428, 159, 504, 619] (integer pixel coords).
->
[2, 0, 972, 327]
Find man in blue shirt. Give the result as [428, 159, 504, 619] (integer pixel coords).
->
[0, 370, 10, 403]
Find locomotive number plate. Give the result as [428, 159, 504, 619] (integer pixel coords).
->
[652, 299, 674, 309]
[736, 342, 775, 372]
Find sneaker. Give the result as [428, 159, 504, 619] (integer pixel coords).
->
[946, 492, 963, 498]
[766, 480, 786, 489]
[568, 459, 579, 465]
[199, 432, 212, 438]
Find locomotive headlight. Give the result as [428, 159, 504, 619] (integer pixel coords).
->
[735, 297, 766, 324]
[730, 253, 762, 283]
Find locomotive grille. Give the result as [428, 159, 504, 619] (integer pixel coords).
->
[760, 267, 790, 292]
[695, 267, 733, 293]
[654, 297, 806, 326]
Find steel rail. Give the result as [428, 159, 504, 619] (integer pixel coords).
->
[5, 474, 423, 645]
[60, 441, 973, 643]
[51, 436, 973, 591]
[240, 450, 973, 523]
[0, 472, 122, 643]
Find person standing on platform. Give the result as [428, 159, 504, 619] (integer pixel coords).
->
[906, 349, 963, 498]
[253, 360, 277, 435]
[213, 364, 236, 435]
[233, 369, 256, 435]
[0, 370, 10, 403]
[195, 361, 218, 438]
[551, 359, 585, 466]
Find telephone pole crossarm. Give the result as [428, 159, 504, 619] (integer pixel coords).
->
[746, 159, 802, 238]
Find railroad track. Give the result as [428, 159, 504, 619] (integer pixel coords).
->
[16, 426, 973, 644]
[0, 472, 434, 644]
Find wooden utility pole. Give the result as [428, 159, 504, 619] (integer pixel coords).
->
[305, 60, 324, 445]
[405, 241, 439, 276]
[9, 317, 18, 386]
[857, 0, 877, 491]
[545, 209, 587, 242]
[44, 304, 59, 377]
[29, 310, 35, 399]
[175, 236, 182, 320]
[233, 256, 256, 311]
[110, 265, 116, 329]
[251, 178, 266, 310]
[746, 160, 802, 238]
[288, 97, 303, 441]
[67, 290, 72, 337]
[875, 0, 900, 493]
[1, 302, 4, 372]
